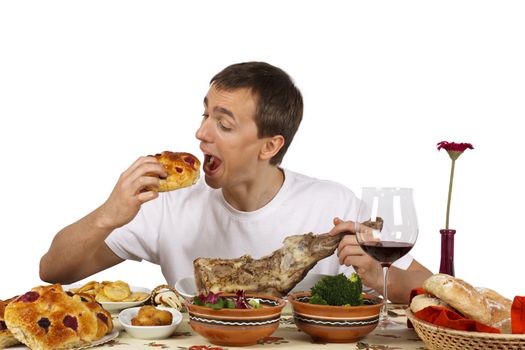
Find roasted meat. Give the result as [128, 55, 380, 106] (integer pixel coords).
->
[193, 231, 348, 297]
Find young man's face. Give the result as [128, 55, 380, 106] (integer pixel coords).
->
[195, 85, 266, 189]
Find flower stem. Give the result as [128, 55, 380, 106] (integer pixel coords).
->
[445, 159, 456, 229]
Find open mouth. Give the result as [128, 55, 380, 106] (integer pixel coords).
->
[203, 154, 222, 175]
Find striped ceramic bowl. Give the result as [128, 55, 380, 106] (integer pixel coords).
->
[185, 294, 286, 346]
[288, 291, 382, 343]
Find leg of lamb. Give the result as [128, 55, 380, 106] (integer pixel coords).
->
[193, 231, 347, 297]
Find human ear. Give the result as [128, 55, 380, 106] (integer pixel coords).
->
[259, 135, 285, 161]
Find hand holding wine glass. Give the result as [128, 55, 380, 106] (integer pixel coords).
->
[355, 187, 418, 330]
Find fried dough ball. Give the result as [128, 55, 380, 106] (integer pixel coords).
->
[131, 305, 172, 326]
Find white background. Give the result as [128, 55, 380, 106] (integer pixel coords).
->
[1, 1, 523, 300]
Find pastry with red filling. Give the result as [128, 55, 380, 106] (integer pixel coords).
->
[152, 151, 201, 192]
[4, 284, 113, 350]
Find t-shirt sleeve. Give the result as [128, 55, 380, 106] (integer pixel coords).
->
[104, 199, 161, 264]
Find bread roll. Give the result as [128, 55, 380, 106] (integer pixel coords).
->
[477, 287, 512, 332]
[410, 293, 451, 313]
[422, 274, 492, 325]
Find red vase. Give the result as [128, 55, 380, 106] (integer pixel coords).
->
[439, 229, 455, 276]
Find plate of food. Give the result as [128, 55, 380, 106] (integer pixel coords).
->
[64, 280, 151, 312]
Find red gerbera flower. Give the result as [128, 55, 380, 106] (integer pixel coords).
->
[437, 141, 474, 229]
[437, 141, 474, 160]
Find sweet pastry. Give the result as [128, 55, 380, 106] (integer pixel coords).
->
[152, 151, 200, 192]
[4, 284, 113, 350]
[423, 274, 492, 325]
[131, 306, 172, 326]
[0, 297, 20, 349]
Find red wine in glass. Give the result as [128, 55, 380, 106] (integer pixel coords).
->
[359, 241, 414, 267]
[356, 187, 418, 330]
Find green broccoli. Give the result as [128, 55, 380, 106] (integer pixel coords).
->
[309, 273, 363, 306]
[309, 293, 328, 305]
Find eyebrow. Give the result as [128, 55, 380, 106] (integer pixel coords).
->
[203, 96, 236, 120]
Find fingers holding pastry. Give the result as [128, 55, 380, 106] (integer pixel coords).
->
[151, 151, 201, 192]
[115, 157, 167, 200]
[97, 152, 199, 229]
[122, 156, 165, 179]
[128, 160, 168, 192]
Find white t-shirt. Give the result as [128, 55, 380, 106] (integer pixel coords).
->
[105, 169, 413, 286]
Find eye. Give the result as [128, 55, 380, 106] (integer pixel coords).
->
[201, 113, 209, 120]
[217, 120, 232, 131]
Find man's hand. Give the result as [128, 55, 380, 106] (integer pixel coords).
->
[96, 156, 168, 230]
[328, 217, 383, 292]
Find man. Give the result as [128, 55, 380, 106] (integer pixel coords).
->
[40, 62, 431, 303]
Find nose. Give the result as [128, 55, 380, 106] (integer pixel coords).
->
[195, 117, 212, 143]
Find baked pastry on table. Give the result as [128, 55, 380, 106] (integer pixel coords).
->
[4, 284, 113, 350]
[151, 151, 201, 192]
[0, 297, 20, 349]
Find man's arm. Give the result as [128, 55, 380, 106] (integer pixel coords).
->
[39, 207, 124, 284]
[39, 156, 168, 284]
[384, 259, 432, 304]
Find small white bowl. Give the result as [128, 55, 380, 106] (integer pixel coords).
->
[174, 276, 197, 299]
[118, 306, 182, 340]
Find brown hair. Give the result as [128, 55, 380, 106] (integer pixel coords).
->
[210, 62, 303, 165]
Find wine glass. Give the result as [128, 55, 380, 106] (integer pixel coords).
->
[355, 187, 418, 330]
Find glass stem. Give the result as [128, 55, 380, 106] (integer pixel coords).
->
[380, 265, 390, 322]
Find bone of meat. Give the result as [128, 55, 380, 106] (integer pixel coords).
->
[362, 217, 383, 231]
[193, 231, 348, 297]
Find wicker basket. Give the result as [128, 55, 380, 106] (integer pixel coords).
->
[406, 310, 525, 350]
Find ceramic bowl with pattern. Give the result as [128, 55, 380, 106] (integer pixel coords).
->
[287, 291, 383, 343]
[185, 293, 286, 346]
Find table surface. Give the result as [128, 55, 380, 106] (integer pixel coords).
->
[100, 305, 427, 350]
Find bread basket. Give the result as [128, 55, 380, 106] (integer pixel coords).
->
[406, 310, 525, 350]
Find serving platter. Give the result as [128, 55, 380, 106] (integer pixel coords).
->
[10, 330, 119, 349]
